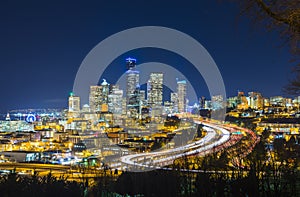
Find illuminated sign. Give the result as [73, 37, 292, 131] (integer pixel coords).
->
[26, 114, 36, 122]
[232, 131, 242, 135]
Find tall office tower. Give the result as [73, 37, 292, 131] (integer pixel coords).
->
[68, 92, 80, 112]
[126, 57, 136, 70]
[125, 57, 140, 118]
[147, 72, 163, 107]
[227, 96, 238, 109]
[177, 80, 187, 113]
[200, 96, 206, 109]
[122, 98, 127, 115]
[212, 95, 224, 110]
[89, 79, 110, 112]
[139, 90, 146, 105]
[109, 84, 119, 92]
[248, 92, 263, 109]
[163, 101, 173, 114]
[108, 85, 123, 114]
[205, 100, 212, 109]
[237, 91, 249, 110]
[171, 92, 178, 113]
[147, 73, 163, 118]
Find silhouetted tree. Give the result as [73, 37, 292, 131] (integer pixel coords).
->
[232, 0, 299, 53]
[0, 172, 83, 197]
[230, 0, 300, 95]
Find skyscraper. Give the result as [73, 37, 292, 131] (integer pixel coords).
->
[237, 91, 249, 110]
[125, 57, 140, 118]
[139, 90, 146, 106]
[200, 96, 206, 109]
[171, 92, 178, 113]
[126, 57, 136, 70]
[177, 80, 187, 113]
[147, 72, 163, 107]
[108, 85, 123, 114]
[68, 92, 80, 112]
[89, 79, 110, 112]
[248, 92, 263, 109]
[211, 95, 224, 110]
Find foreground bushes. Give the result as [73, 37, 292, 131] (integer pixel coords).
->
[0, 172, 83, 197]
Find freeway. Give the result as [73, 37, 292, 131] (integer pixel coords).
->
[0, 118, 258, 175]
[0, 162, 73, 178]
[119, 121, 231, 171]
[0, 162, 71, 171]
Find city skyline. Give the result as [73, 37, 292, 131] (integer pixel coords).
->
[3, 81, 300, 118]
[1, 53, 298, 114]
[66, 57, 300, 116]
[0, 0, 295, 113]
[0, 1, 299, 196]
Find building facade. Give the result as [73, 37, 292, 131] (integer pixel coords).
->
[177, 80, 187, 113]
[125, 58, 140, 118]
[147, 72, 163, 107]
[89, 79, 110, 112]
[68, 92, 80, 112]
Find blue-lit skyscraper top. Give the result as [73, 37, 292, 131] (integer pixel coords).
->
[126, 57, 137, 70]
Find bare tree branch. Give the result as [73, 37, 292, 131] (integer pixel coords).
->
[230, 0, 300, 95]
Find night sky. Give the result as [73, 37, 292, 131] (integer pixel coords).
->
[0, 0, 294, 113]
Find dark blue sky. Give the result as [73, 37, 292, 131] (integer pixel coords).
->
[0, 0, 294, 112]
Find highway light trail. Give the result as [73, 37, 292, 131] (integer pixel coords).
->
[119, 121, 231, 171]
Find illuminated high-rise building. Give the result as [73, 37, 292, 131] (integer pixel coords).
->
[237, 91, 248, 110]
[108, 85, 123, 114]
[177, 80, 187, 113]
[68, 92, 80, 112]
[200, 96, 206, 109]
[139, 90, 146, 106]
[227, 96, 238, 109]
[126, 58, 139, 102]
[89, 79, 110, 112]
[212, 95, 224, 110]
[171, 92, 178, 113]
[147, 72, 163, 107]
[163, 101, 173, 114]
[205, 100, 212, 109]
[125, 57, 140, 118]
[126, 57, 137, 70]
[248, 92, 263, 109]
[89, 85, 101, 112]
